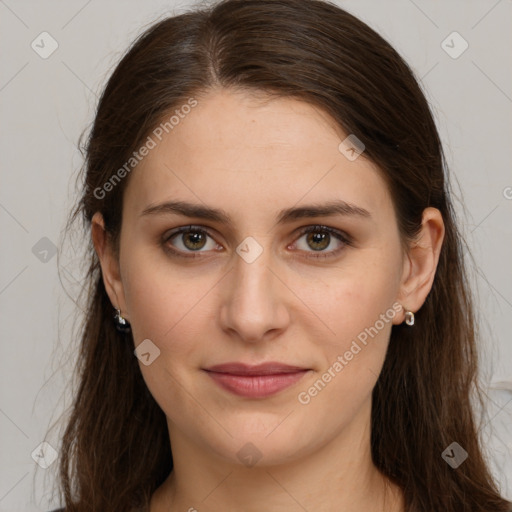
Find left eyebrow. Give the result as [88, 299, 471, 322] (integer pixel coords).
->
[139, 199, 371, 226]
[276, 200, 371, 223]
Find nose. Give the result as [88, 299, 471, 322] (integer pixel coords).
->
[219, 240, 290, 343]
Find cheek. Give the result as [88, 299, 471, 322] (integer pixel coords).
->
[121, 256, 208, 416]
[120, 247, 221, 395]
[120, 238, 204, 340]
[308, 249, 401, 344]
[300, 248, 402, 401]
[321, 287, 395, 384]
[295, 276, 398, 423]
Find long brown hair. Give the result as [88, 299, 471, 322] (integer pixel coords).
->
[54, 0, 511, 510]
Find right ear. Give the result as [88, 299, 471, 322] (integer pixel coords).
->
[91, 212, 129, 321]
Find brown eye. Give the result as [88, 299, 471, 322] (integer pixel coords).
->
[181, 230, 208, 250]
[305, 230, 330, 251]
[293, 225, 351, 259]
[163, 226, 218, 256]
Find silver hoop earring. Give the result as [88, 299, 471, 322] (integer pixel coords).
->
[404, 310, 415, 326]
[114, 308, 131, 333]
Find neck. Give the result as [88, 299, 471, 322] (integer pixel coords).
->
[150, 400, 404, 512]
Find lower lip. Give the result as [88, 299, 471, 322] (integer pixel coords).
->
[204, 370, 309, 398]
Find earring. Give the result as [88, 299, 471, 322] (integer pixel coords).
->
[404, 310, 415, 326]
[114, 308, 131, 333]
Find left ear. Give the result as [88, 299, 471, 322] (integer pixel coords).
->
[393, 207, 445, 324]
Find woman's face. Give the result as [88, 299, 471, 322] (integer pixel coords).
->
[105, 88, 410, 466]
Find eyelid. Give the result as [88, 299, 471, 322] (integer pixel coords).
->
[290, 225, 352, 259]
[162, 224, 352, 259]
[162, 225, 222, 257]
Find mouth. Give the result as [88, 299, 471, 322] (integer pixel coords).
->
[202, 362, 311, 398]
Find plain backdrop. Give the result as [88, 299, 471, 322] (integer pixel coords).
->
[0, 0, 511, 510]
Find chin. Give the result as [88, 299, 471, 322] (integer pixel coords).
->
[197, 416, 319, 468]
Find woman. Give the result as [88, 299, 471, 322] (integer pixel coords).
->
[50, 0, 512, 510]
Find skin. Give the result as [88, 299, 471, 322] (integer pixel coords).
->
[92, 88, 444, 512]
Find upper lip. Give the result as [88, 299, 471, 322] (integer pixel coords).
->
[204, 362, 309, 375]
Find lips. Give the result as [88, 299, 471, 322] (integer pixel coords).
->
[205, 362, 308, 375]
[203, 362, 310, 398]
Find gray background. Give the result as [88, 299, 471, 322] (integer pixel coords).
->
[0, 0, 511, 510]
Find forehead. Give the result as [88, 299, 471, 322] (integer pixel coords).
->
[123, 89, 392, 223]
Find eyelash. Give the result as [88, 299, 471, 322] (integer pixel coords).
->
[162, 225, 352, 260]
